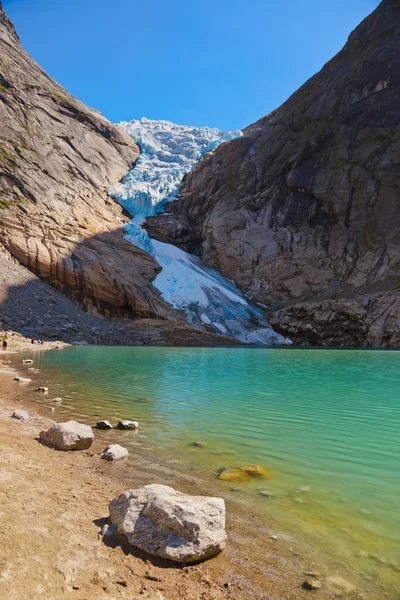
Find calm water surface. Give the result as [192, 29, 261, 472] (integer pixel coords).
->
[19, 347, 400, 593]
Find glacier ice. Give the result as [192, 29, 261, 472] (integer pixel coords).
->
[110, 117, 290, 346]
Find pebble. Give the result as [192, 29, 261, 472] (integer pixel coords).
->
[230, 487, 242, 492]
[298, 486, 311, 493]
[192, 441, 207, 448]
[270, 535, 278, 540]
[12, 409, 29, 421]
[14, 376, 31, 383]
[260, 490, 271, 497]
[35, 386, 48, 393]
[303, 579, 322, 590]
[53, 397, 63, 403]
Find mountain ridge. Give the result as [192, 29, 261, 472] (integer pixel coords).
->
[145, 0, 400, 347]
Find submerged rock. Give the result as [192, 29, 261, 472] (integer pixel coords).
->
[96, 420, 113, 430]
[117, 420, 139, 430]
[192, 441, 207, 448]
[52, 397, 63, 403]
[35, 386, 48, 393]
[219, 468, 250, 482]
[22, 359, 33, 364]
[109, 484, 226, 563]
[100, 444, 129, 461]
[218, 464, 271, 482]
[12, 409, 29, 421]
[39, 420, 94, 451]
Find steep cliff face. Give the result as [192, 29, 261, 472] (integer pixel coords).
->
[0, 2, 179, 321]
[146, 0, 400, 346]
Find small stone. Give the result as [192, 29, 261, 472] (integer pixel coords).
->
[100, 444, 129, 461]
[295, 498, 305, 504]
[298, 486, 311, 493]
[100, 523, 116, 537]
[117, 420, 139, 430]
[49, 407, 56, 412]
[53, 397, 63, 403]
[192, 441, 207, 448]
[305, 571, 320, 578]
[35, 386, 48, 393]
[260, 490, 271, 497]
[230, 487, 242, 492]
[12, 409, 29, 421]
[14, 376, 31, 383]
[22, 359, 33, 364]
[96, 420, 113, 430]
[270, 535, 278, 540]
[303, 579, 322, 590]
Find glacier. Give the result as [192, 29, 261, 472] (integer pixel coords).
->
[110, 117, 290, 345]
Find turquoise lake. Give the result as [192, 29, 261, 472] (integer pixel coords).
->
[20, 346, 400, 594]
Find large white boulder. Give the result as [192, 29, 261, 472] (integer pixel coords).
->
[100, 444, 129, 461]
[39, 420, 94, 451]
[109, 484, 226, 563]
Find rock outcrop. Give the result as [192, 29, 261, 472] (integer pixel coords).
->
[39, 420, 94, 450]
[146, 0, 400, 347]
[0, 2, 179, 322]
[109, 484, 226, 563]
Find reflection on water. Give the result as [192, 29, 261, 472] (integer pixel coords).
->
[15, 346, 400, 596]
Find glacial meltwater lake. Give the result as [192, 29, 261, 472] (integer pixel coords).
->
[17, 346, 400, 596]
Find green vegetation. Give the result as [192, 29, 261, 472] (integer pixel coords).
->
[55, 93, 70, 104]
[0, 197, 23, 210]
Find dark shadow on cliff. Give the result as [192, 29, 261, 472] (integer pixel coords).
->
[0, 226, 234, 346]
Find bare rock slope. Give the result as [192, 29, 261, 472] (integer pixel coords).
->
[0, 2, 178, 322]
[146, 0, 400, 347]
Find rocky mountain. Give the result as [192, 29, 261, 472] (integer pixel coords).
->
[145, 0, 400, 347]
[0, 1, 183, 324]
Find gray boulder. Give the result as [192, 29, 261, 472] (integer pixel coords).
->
[100, 444, 129, 461]
[109, 484, 226, 563]
[39, 420, 94, 450]
[12, 409, 29, 421]
[96, 420, 113, 430]
[117, 420, 139, 430]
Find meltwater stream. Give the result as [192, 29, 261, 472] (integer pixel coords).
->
[110, 118, 289, 345]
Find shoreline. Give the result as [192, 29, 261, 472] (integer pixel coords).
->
[0, 342, 396, 599]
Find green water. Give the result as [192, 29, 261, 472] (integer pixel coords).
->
[21, 346, 400, 592]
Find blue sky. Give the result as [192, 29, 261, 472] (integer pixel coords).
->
[4, 0, 379, 130]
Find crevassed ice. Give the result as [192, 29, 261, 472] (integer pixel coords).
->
[109, 117, 290, 345]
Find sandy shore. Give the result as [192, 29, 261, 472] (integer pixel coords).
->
[0, 342, 371, 600]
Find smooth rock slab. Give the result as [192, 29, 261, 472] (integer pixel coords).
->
[39, 420, 94, 451]
[109, 484, 226, 563]
[100, 444, 129, 461]
[12, 409, 29, 421]
[96, 420, 113, 430]
[117, 420, 139, 430]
